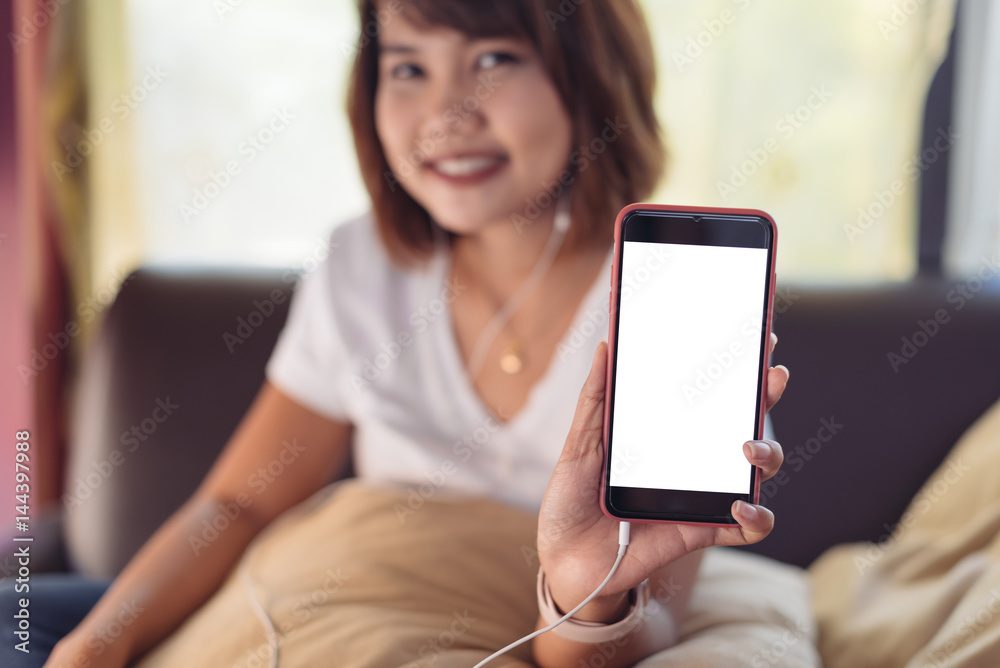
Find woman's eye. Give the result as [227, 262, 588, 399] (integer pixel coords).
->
[389, 63, 423, 80]
[477, 52, 518, 70]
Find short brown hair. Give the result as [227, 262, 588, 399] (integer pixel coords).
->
[347, 0, 666, 269]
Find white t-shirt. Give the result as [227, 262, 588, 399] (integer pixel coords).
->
[265, 212, 774, 512]
[265, 212, 614, 512]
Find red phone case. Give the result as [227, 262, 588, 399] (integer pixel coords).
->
[599, 203, 777, 527]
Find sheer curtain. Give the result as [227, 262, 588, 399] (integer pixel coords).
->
[644, 0, 955, 282]
[943, 0, 1000, 277]
[95, 0, 958, 282]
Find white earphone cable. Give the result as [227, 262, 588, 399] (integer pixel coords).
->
[472, 522, 632, 668]
[241, 548, 280, 668]
[464, 194, 572, 379]
[239, 483, 345, 668]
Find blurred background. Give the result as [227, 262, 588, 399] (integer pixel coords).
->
[1, 0, 999, 570]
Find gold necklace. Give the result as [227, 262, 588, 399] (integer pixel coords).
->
[453, 197, 575, 379]
[455, 248, 591, 375]
[499, 340, 526, 374]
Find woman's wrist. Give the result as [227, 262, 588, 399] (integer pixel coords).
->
[50, 628, 131, 668]
[550, 584, 630, 623]
[537, 568, 653, 645]
[539, 559, 633, 623]
[59, 617, 136, 664]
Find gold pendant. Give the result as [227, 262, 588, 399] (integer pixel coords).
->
[499, 339, 524, 374]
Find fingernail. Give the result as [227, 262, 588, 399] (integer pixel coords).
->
[738, 501, 758, 520]
[744, 440, 770, 460]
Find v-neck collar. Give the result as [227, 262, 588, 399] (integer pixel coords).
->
[432, 242, 614, 434]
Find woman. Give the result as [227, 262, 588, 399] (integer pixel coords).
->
[19, 1, 789, 666]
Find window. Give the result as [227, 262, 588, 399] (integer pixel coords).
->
[118, 0, 955, 281]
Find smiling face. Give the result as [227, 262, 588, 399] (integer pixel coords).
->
[374, 12, 573, 236]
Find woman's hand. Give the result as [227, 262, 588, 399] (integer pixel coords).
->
[537, 334, 789, 620]
[43, 628, 131, 668]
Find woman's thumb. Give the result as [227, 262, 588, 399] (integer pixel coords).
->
[561, 341, 608, 461]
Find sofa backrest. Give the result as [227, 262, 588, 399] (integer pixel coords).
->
[65, 268, 1000, 574]
[757, 277, 1000, 566]
[66, 268, 296, 576]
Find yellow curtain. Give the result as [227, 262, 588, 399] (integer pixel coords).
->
[640, 0, 957, 281]
[42, 0, 142, 354]
[41, 0, 88, 324]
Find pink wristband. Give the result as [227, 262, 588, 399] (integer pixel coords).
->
[536, 567, 652, 643]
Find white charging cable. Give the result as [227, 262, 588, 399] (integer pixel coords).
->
[472, 521, 632, 668]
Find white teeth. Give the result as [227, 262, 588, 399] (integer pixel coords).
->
[431, 156, 501, 176]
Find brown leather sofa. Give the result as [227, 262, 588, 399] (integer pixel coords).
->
[5, 267, 1000, 578]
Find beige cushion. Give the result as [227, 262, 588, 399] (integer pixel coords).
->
[134, 479, 816, 667]
[810, 397, 1000, 668]
[637, 548, 819, 668]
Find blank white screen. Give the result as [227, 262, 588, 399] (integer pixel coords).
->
[609, 241, 768, 494]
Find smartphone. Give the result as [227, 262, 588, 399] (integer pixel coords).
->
[601, 203, 776, 525]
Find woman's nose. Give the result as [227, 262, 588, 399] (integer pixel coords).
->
[420, 75, 486, 139]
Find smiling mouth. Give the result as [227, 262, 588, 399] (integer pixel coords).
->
[424, 155, 508, 183]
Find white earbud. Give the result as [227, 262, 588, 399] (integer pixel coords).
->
[553, 194, 571, 234]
